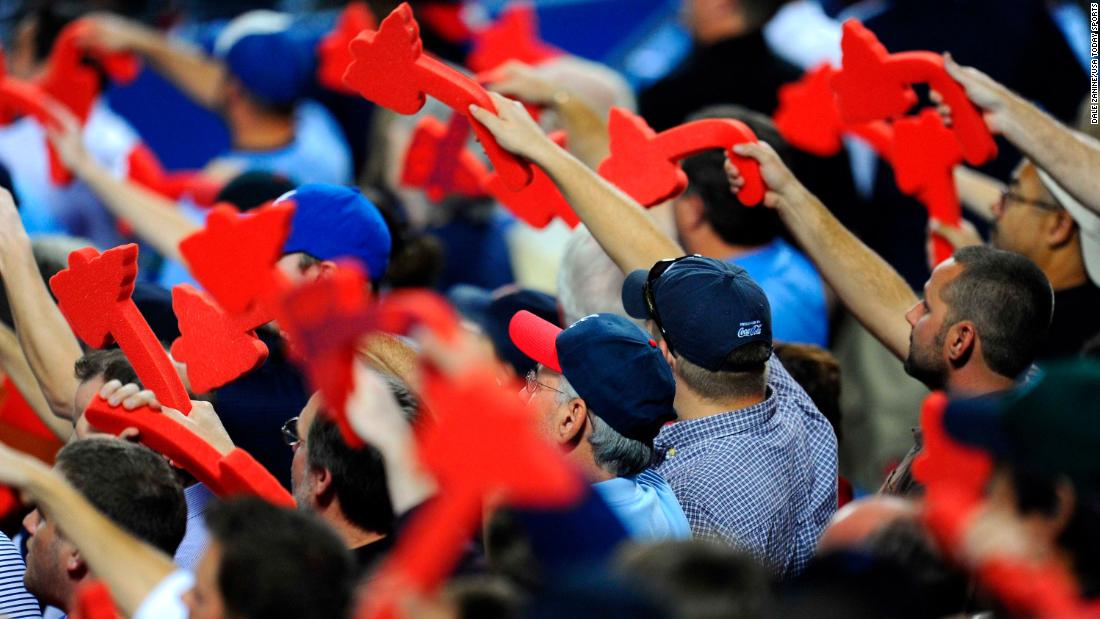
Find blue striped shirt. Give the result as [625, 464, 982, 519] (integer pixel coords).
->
[653, 355, 838, 577]
[0, 530, 41, 619]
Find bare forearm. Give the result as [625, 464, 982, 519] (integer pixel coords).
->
[553, 93, 610, 169]
[954, 166, 1002, 222]
[0, 243, 82, 418]
[534, 143, 682, 273]
[74, 160, 198, 262]
[999, 96, 1100, 214]
[779, 189, 916, 360]
[131, 30, 225, 109]
[0, 324, 72, 441]
[29, 467, 175, 616]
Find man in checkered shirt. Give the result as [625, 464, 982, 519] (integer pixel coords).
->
[621, 255, 838, 577]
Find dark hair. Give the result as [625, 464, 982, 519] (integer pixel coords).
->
[55, 438, 186, 554]
[1010, 467, 1100, 599]
[941, 246, 1053, 378]
[306, 412, 396, 535]
[363, 184, 443, 289]
[443, 576, 525, 619]
[863, 520, 971, 616]
[74, 348, 140, 386]
[674, 341, 772, 401]
[615, 539, 770, 619]
[681, 106, 792, 247]
[206, 497, 355, 619]
[774, 343, 842, 443]
[214, 171, 296, 212]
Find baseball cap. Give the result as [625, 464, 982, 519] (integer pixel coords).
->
[1038, 168, 1100, 287]
[621, 255, 772, 371]
[275, 184, 392, 280]
[509, 311, 676, 443]
[214, 11, 312, 106]
[943, 360, 1100, 498]
[215, 171, 296, 212]
[450, 285, 563, 377]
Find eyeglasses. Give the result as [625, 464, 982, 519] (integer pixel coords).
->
[999, 189, 1062, 212]
[525, 369, 568, 397]
[643, 255, 698, 355]
[281, 416, 301, 449]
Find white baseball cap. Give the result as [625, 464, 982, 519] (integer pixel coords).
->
[1038, 168, 1100, 287]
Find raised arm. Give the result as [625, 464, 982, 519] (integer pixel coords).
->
[0, 323, 73, 442]
[945, 55, 1100, 216]
[484, 61, 611, 168]
[0, 191, 84, 420]
[0, 441, 177, 616]
[47, 106, 199, 263]
[728, 142, 917, 360]
[469, 92, 682, 274]
[76, 14, 225, 109]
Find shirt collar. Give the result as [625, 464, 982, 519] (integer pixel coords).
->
[184, 482, 216, 519]
[655, 388, 777, 450]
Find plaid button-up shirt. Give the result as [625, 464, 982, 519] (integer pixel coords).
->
[653, 355, 838, 577]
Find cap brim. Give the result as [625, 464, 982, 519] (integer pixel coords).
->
[621, 270, 651, 320]
[1038, 169, 1100, 287]
[509, 310, 563, 372]
[942, 393, 1012, 458]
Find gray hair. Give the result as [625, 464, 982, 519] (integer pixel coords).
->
[555, 375, 654, 477]
[557, 226, 645, 328]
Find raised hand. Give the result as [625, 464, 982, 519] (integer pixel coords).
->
[727, 142, 807, 211]
[468, 91, 556, 162]
[483, 60, 558, 106]
[943, 53, 1015, 134]
[98, 379, 235, 456]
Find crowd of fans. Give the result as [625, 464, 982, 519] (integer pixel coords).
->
[0, 0, 1097, 617]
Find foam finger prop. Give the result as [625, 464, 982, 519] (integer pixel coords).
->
[343, 3, 533, 190]
[49, 244, 191, 413]
[598, 107, 765, 207]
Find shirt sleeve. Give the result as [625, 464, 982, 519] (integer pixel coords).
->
[133, 570, 193, 619]
[0, 531, 41, 619]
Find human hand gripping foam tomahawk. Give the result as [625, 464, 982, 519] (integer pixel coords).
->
[597, 107, 766, 207]
[342, 2, 533, 191]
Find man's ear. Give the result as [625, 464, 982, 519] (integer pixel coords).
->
[944, 321, 977, 365]
[558, 399, 589, 445]
[67, 547, 89, 581]
[674, 193, 707, 232]
[310, 466, 335, 504]
[1046, 210, 1078, 249]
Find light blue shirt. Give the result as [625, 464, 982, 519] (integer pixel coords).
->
[174, 483, 214, 570]
[593, 468, 691, 541]
[215, 100, 353, 186]
[727, 238, 828, 347]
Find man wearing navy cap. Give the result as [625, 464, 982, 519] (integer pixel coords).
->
[471, 92, 837, 576]
[509, 310, 691, 541]
[79, 11, 352, 185]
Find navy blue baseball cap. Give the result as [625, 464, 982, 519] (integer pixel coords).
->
[943, 360, 1100, 498]
[621, 255, 772, 371]
[214, 11, 312, 106]
[276, 184, 392, 280]
[509, 311, 676, 443]
[449, 286, 562, 377]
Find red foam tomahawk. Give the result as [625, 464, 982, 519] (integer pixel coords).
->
[402, 112, 578, 227]
[170, 202, 296, 393]
[831, 20, 996, 166]
[911, 393, 1100, 618]
[598, 107, 766, 207]
[83, 396, 294, 507]
[356, 327, 584, 619]
[69, 580, 119, 619]
[467, 3, 562, 74]
[343, 2, 533, 191]
[49, 244, 191, 413]
[317, 2, 378, 93]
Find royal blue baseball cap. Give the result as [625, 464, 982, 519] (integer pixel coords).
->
[275, 184, 392, 281]
[509, 311, 676, 443]
[621, 255, 772, 371]
[214, 11, 312, 106]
